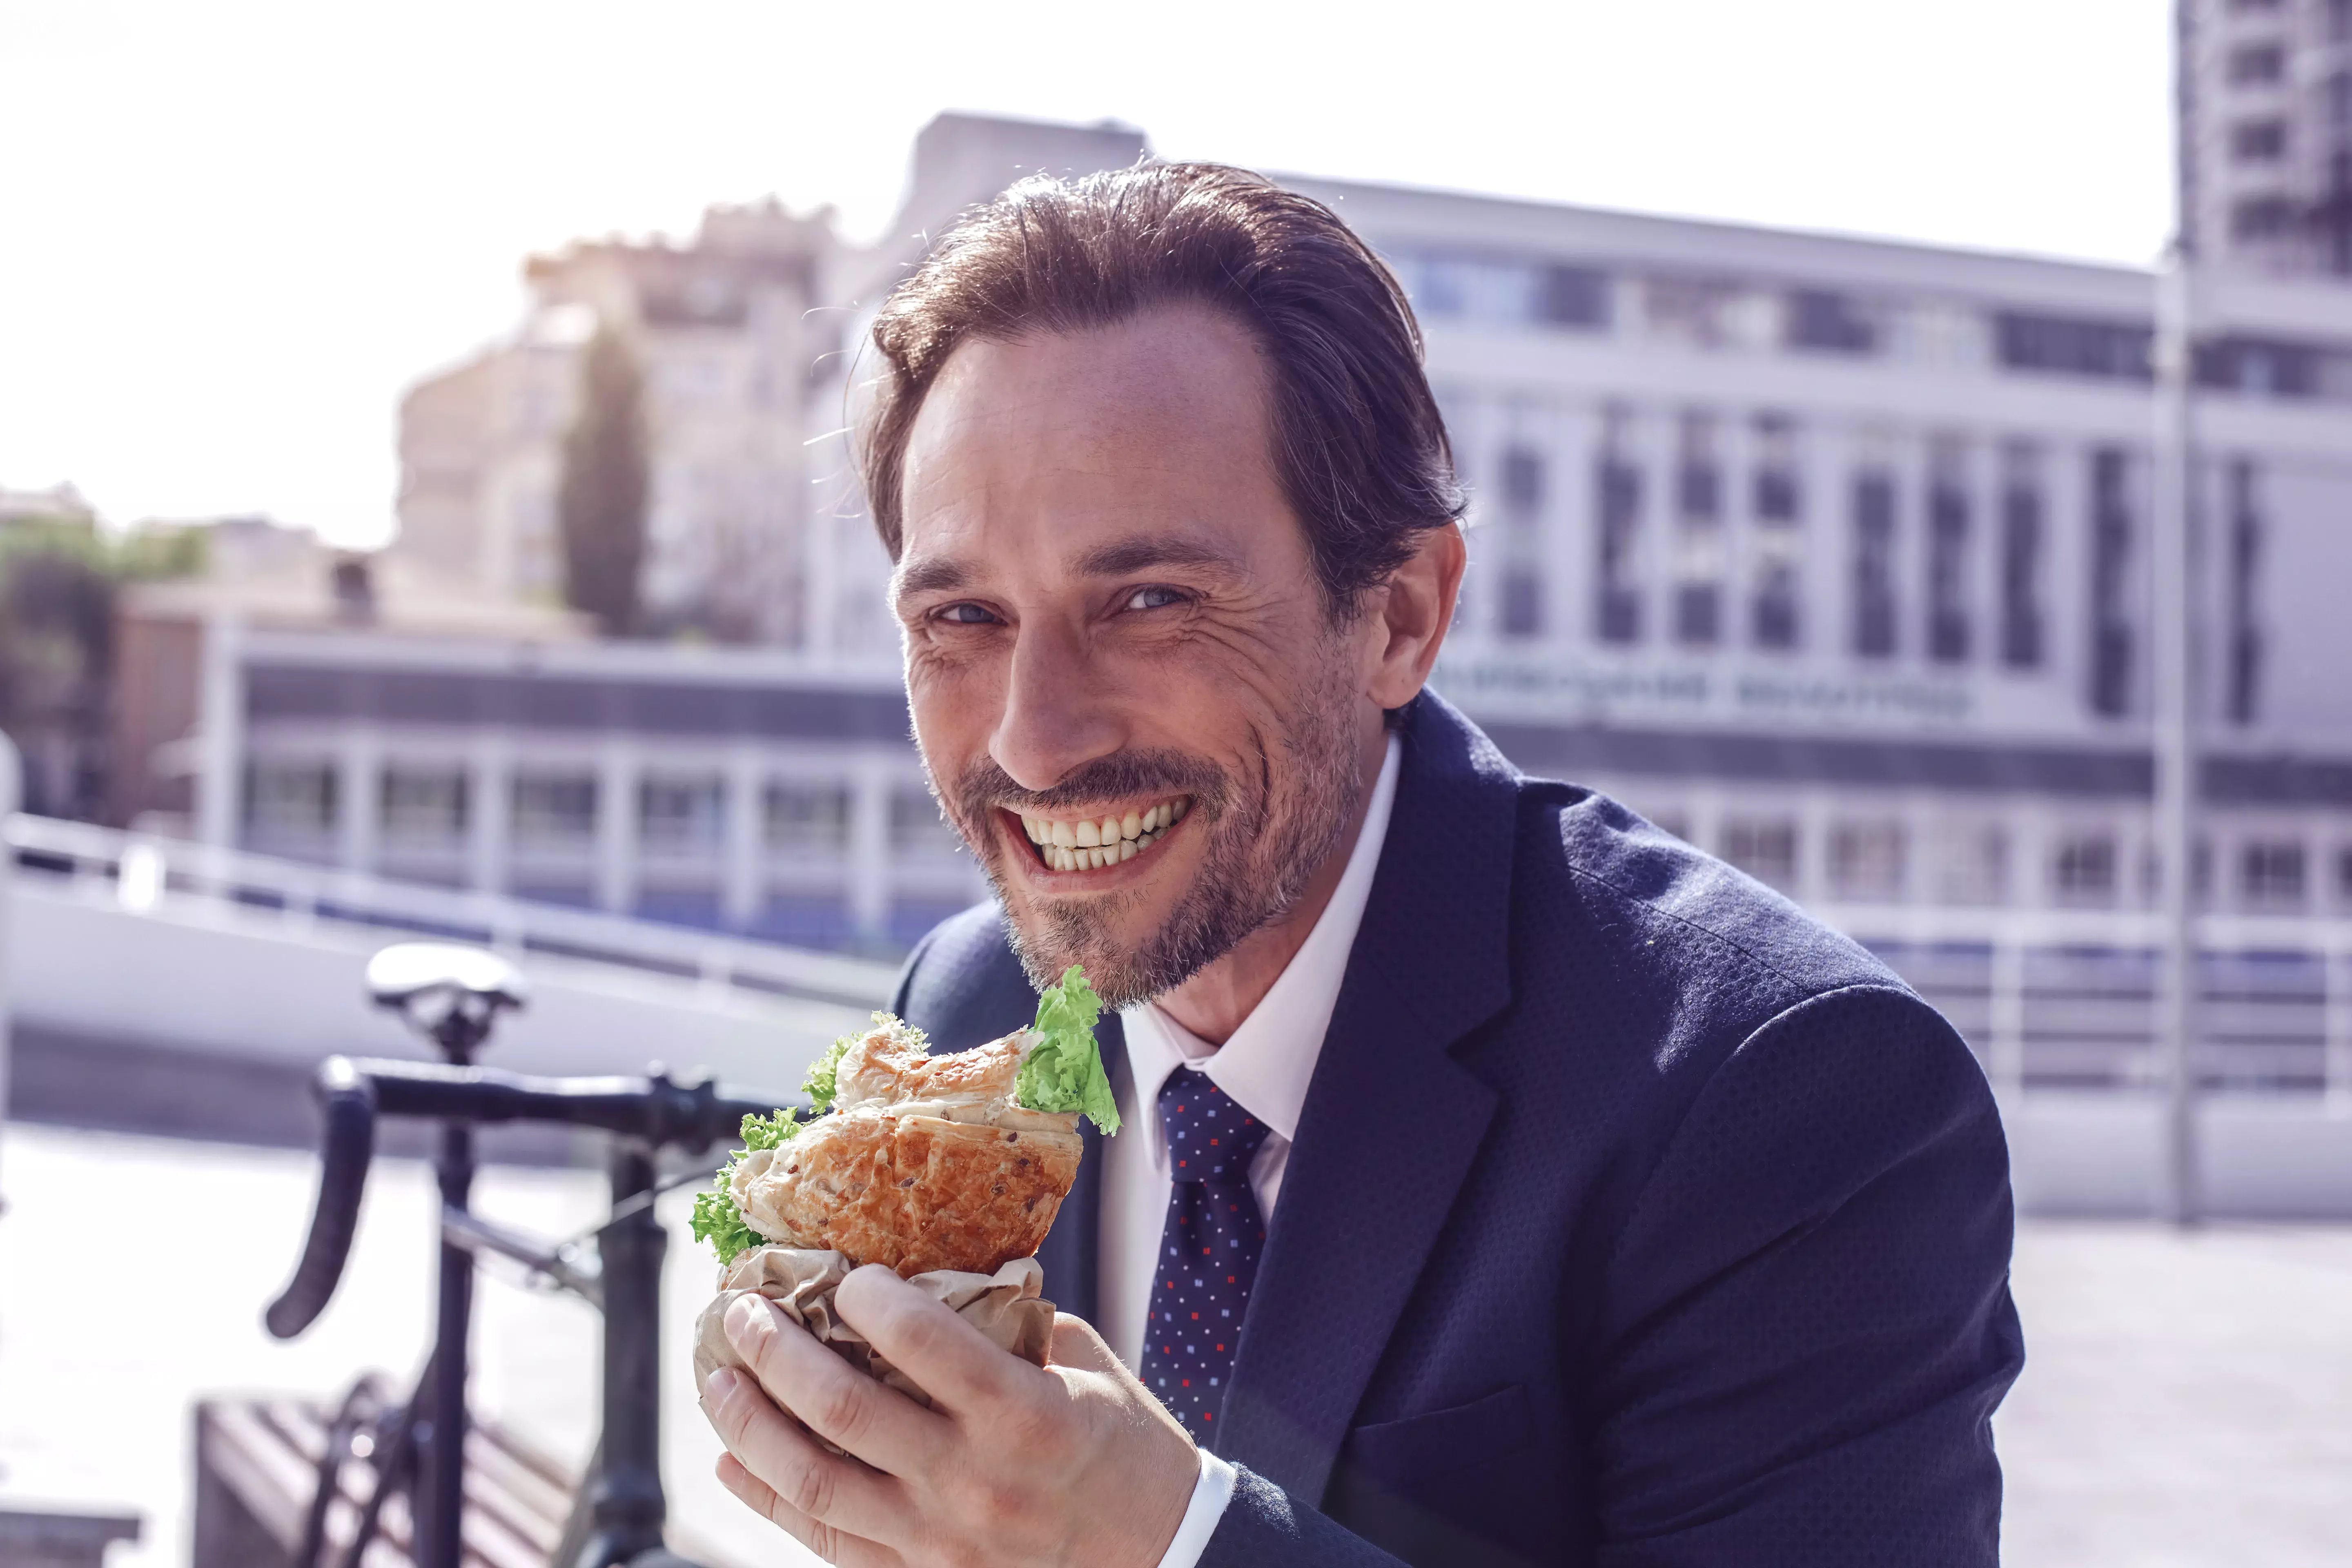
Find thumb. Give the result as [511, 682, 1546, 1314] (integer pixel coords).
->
[1047, 1311, 1126, 1376]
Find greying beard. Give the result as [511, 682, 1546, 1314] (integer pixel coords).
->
[937, 653, 1369, 1009]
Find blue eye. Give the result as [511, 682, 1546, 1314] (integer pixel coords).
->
[939, 602, 1001, 625]
[1125, 586, 1185, 611]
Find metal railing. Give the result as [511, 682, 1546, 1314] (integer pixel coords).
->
[5, 813, 898, 1014]
[1813, 900, 2352, 1102]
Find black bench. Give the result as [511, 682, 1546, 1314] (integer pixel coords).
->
[194, 1395, 572, 1568]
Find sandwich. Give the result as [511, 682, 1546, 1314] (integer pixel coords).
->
[692, 964, 1120, 1278]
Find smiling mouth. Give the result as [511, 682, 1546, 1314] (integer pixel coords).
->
[1011, 797, 1192, 873]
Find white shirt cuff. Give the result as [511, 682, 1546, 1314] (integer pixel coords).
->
[1152, 1446, 1237, 1568]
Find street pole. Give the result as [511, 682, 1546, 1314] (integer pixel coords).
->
[0, 732, 18, 1215]
[2153, 0, 2202, 1227]
[2152, 252, 2201, 1228]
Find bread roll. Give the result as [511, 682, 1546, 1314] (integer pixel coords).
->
[731, 1018, 1086, 1276]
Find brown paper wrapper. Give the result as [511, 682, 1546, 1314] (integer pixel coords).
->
[693, 1246, 1056, 1426]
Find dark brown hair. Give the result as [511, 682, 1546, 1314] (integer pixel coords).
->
[858, 161, 1466, 613]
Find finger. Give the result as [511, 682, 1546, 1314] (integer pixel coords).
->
[700, 1364, 912, 1547]
[721, 1292, 948, 1474]
[715, 1452, 900, 1568]
[833, 1263, 1040, 1417]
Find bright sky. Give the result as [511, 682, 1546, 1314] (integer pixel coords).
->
[1, 0, 2170, 547]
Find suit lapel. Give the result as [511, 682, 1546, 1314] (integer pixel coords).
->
[1216, 695, 1517, 1501]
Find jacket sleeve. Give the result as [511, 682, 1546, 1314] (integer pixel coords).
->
[1585, 982, 2024, 1566]
[1200, 1466, 1410, 1568]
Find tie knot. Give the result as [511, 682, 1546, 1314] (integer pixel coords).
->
[1158, 1067, 1271, 1185]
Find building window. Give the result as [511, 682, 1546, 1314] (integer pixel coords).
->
[512, 773, 597, 843]
[1672, 413, 1724, 646]
[1851, 466, 1899, 658]
[2337, 844, 2352, 904]
[1750, 414, 1803, 650]
[1998, 442, 2046, 669]
[1722, 816, 1799, 891]
[890, 787, 960, 854]
[2241, 840, 2307, 906]
[2054, 833, 2120, 903]
[2231, 197, 2301, 240]
[2089, 448, 2136, 717]
[2226, 459, 2266, 725]
[1995, 314, 2153, 380]
[1498, 444, 1547, 639]
[2197, 335, 2320, 397]
[766, 782, 849, 853]
[2227, 42, 2286, 85]
[1595, 411, 1644, 644]
[2230, 119, 2288, 162]
[1500, 571, 1544, 639]
[1644, 276, 1736, 349]
[1786, 290, 1878, 354]
[640, 775, 724, 852]
[246, 762, 336, 836]
[1829, 820, 1907, 900]
[1535, 265, 1610, 329]
[1934, 821, 2009, 905]
[382, 768, 466, 841]
[1925, 436, 1971, 664]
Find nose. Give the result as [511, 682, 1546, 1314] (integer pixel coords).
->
[989, 615, 1128, 792]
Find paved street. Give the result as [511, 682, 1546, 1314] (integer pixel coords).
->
[3, 1121, 2350, 1566]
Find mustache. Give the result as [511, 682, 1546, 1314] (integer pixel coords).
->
[949, 750, 1231, 820]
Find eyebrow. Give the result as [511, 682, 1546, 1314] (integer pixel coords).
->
[893, 557, 974, 598]
[893, 535, 1248, 601]
[1071, 535, 1249, 579]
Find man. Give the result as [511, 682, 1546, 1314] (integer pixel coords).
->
[699, 162, 2023, 1567]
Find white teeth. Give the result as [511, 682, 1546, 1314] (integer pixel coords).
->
[1024, 799, 1192, 872]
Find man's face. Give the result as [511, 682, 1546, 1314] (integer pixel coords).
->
[891, 305, 1380, 1005]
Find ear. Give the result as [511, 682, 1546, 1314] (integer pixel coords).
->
[1363, 522, 1466, 711]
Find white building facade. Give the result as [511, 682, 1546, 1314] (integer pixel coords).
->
[326, 114, 2352, 1102]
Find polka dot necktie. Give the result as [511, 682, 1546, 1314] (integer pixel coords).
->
[1140, 1067, 1272, 1447]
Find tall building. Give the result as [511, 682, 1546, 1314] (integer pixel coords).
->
[394, 198, 837, 643]
[2185, 0, 2352, 276]
[394, 116, 1146, 651]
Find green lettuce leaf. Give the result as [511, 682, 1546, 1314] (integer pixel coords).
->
[1014, 964, 1120, 1135]
[688, 1108, 799, 1267]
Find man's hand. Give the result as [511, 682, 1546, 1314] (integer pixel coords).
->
[699, 1264, 1200, 1567]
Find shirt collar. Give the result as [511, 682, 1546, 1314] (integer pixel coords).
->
[1120, 733, 1404, 1170]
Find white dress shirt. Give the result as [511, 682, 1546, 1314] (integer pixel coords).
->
[1112, 734, 1404, 1568]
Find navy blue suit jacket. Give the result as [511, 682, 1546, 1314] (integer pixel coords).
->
[892, 693, 2022, 1566]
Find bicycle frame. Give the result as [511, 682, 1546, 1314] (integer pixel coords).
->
[265, 1053, 784, 1568]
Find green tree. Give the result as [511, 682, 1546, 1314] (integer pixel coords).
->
[557, 321, 651, 636]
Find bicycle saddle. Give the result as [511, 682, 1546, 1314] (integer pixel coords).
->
[366, 942, 528, 1059]
[366, 942, 528, 1012]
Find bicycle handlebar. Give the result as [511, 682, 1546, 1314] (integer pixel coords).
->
[264, 1054, 788, 1340]
[265, 1058, 379, 1339]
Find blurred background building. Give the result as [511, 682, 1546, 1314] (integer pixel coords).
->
[2183, 0, 2352, 276]
[8, 102, 2343, 1206]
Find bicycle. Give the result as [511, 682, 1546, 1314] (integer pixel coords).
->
[262, 941, 791, 1568]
